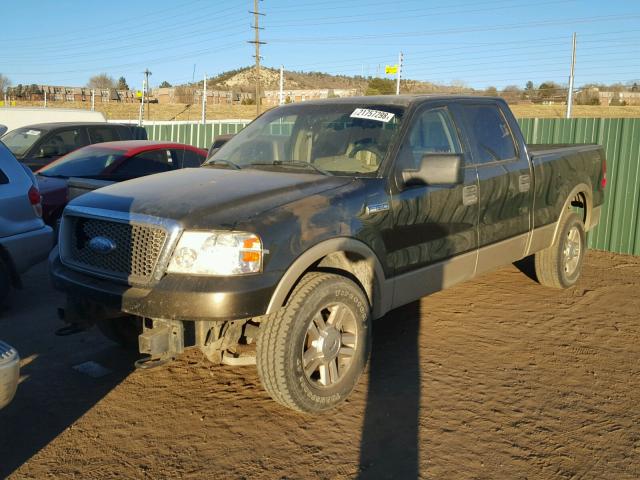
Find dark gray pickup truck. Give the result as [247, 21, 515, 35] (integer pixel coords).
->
[50, 96, 606, 412]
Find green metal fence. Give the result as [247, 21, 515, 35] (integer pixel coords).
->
[519, 118, 640, 256]
[144, 121, 249, 149]
[146, 117, 640, 256]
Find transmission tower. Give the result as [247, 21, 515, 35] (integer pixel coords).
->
[248, 0, 266, 116]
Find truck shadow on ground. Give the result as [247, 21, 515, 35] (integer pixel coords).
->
[0, 336, 136, 478]
[0, 276, 137, 478]
[513, 255, 539, 283]
[358, 301, 422, 479]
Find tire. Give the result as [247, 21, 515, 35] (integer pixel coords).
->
[257, 272, 371, 413]
[0, 257, 10, 308]
[96, 316, 143, 350]
[534, 212, 586, 289]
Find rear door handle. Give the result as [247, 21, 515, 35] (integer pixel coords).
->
[462, 185, 478, 206]
[519, 174, 531, 192]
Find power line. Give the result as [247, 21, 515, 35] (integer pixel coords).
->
[266, 0, 578, 28]
[4, 41, 246, 76]
[8, 0, 211, 43]
[6, 5, 244, 55]
[281, 31, 640, 70]
[265, 13, 640, 43]
[1, 22, 249, 65]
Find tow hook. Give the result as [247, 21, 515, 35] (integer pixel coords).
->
[135, 319, 184, 370]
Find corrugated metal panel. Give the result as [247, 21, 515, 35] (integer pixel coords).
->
[144, 121, 250, 149]
[518, 118, 640, 256]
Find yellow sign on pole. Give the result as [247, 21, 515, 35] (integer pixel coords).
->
[385, 65, 398, 75]
[136, 90, 143, 98]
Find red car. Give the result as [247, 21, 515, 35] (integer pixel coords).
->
[36, 140, 207, 228]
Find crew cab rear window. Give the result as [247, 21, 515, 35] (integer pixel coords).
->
[463, 105, 517, 163]
[88, 126, 119, 143]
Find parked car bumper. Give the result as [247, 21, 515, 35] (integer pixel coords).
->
[49, 248, 280, 322]
[0, 341, 20, 410]
[0, 225, 53, 274]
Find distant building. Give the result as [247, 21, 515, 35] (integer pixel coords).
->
[262, 88, 359, 106]
[598, 90, 640, 106]
[7, 85, 139, 103]
[153, 87, 253, 105]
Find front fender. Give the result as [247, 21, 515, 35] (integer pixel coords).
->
[265, 237, 391, 320]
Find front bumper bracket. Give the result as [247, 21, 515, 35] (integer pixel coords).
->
[135, 319, 185, 369]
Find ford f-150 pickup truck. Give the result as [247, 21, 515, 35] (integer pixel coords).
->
[50, 96, 606, 412]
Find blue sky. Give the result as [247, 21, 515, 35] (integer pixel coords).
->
[3, 0, 639, 91]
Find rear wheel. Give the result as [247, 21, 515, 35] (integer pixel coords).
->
[96, 316, 143, 350]
[535, 212, 586, 288]
[257, 272, 371, 413]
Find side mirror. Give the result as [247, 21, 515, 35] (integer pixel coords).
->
[0, 125, 7, 137]
[402, 153, 463, 186]
[38, 145, 58, 158]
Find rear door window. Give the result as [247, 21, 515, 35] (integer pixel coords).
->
[88, 126, 120, 143]
[462, 104, 517, 164]
[115, 149, 173, 177]
[40, 128, 89, 156]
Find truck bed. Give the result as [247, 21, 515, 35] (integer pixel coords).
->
[528, 143, 601, 157]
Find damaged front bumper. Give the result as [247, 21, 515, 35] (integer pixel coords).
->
[49, 248, 281, 322]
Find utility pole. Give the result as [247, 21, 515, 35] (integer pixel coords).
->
[248, 0, 266, 117]
[202, 72, 207, 123]
[279, 65, 284, 105]
[143, 68, 152, 120]
[44, 90, 47, 108]
[566, 33, 576, 119]
[138, 79, 146, 126]
[396, 51, 403, 95]
[91, 89, 95, 111]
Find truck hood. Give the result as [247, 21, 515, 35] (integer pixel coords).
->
[68, 167, 353, 228]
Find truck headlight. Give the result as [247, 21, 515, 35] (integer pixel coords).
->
[167, 231, 263, 276]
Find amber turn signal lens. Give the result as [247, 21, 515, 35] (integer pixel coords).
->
[242, 251, 261, 263]
[242, 238, 260, 249]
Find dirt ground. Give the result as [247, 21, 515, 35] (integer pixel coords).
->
[1, 250, 639, 479]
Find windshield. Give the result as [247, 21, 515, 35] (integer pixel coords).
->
[39, 146, 128, 178]
[204, 103, 405, 176]
[1, 128, 44, 157]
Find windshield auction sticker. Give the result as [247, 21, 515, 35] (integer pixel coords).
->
[350, 108, 395, 123]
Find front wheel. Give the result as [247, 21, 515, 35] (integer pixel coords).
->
[257, 272, 371, 413]
[535, 212, 586, 288]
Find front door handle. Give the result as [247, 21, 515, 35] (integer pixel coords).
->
[462, 185, 478, 206]
[519, 174, 531, 192]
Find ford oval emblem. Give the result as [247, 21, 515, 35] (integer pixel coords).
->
[88, 236, 117, 254]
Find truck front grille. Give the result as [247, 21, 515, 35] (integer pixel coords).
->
[62, 215, 168, 285]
